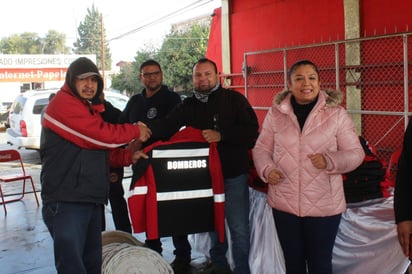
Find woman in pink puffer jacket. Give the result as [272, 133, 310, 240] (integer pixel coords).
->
[253, 60, 364, 274]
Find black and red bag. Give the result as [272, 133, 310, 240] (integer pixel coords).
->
[342, 137, 392, 203]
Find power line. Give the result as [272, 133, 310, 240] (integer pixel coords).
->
[107, 0, 214, 42]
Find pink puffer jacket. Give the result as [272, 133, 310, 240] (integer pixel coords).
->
[253, 89, 364, 217]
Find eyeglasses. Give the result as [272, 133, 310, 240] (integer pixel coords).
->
[141, 71, 161, 78]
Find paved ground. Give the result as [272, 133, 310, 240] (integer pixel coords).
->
[0, 131, 209, 274]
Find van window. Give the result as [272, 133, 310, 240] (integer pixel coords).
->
[32, 98, 50, 114]
[12, 97, 26, 114]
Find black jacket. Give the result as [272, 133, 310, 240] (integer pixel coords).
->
[149, 86, 259, 179]
[119, 85, 181, 124]
[118, 85, 181, 146]
[395, 120, 412, 223]
[101, 100, 124, 177]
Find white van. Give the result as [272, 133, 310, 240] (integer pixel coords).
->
[6, 89, 58, 150]
[6, 89, 129, 150]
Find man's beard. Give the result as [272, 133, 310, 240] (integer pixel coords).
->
[147, 84, 161, 92]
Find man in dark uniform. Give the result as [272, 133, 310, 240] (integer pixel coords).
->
[116, 60, 191, 272]
[99, 92, 130, 232]
[148, 58, 259, 274]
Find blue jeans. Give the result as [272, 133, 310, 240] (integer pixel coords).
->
[210, 173, 251, 274]
[42, 202, 103, 274]
[273, 209, 341, 274]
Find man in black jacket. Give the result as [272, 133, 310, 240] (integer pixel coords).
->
[99, 93, 131, 232]
[117, 60, 191, 272]
[394, 120, 412, 260]
[148, 58, 259, 274]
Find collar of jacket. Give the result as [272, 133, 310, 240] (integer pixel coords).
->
[274, 89, 343, 107]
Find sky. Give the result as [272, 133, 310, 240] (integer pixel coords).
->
[1, 0, 220, 66]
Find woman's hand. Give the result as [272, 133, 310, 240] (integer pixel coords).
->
[308, 153, 327, 169]
[267, 169, 284, 185]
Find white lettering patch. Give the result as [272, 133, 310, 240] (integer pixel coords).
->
[167, 159, 207, 170]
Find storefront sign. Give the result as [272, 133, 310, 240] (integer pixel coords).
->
[0, 54, 96, 82]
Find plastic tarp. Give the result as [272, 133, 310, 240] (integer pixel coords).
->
[189, 188, 410, 274]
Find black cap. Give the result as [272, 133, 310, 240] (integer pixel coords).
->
[65, 57, 104, 103]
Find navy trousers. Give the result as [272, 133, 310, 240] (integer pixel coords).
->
[43, 202, 103, 274]
[273, 209, 341, 274]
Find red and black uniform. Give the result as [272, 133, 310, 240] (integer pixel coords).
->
[128, 127, 225, 242]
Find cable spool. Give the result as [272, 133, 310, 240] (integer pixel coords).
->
[102, 243, 173, 274]
[101, 230, 173, 273]
[102, 230, 144, 247]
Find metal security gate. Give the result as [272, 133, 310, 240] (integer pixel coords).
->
[221, 32, 412, 162]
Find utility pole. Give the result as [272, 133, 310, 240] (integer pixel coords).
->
[101, 14, 105, 89]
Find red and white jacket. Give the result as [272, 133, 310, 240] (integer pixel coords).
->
[41, 84, 141, 204]
[128, 127, 225, 242]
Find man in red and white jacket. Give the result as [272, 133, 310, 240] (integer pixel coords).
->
[41, 57, 151, 274]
